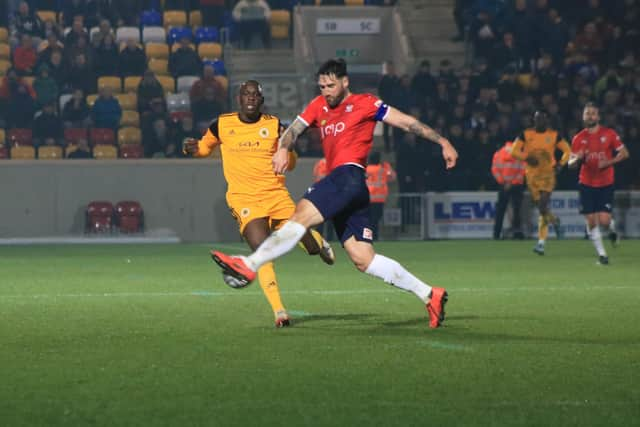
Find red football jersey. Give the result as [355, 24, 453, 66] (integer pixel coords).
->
[298, 93, 388, 171]
[571, 126, 624, 187]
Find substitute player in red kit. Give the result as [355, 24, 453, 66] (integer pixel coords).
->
[569, 102, 629, 265]
[211, 58, 458, 328]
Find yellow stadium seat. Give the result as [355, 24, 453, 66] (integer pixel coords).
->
[517, 73, 532, 89]
[11, 146, 36, 159]
[120, 110, 140, 127]
[0, 43, 9, 60]
[214, 75, 228, 92]
[118, 127, 142, 145]
[271, 26, 289, 40]
[115, 93, 137, 110]
[0, 129, 5, 144]
[65, 143, 78, 157]
[87, 94, 98, 107]
[0, 28, 8, 43]
[171, 42, 196, 53]
[163, 11, 187, 29]
[93, 144, 118, 159]
[38, 146, 64, 159]
[189, 10, 202, 27]
[0, 59, 10, 76]
[157, 76, 175, 93]
[145, 42, 169, 60]
[197, 42, 222, 59]
[271, 10, 290, 25]
[345, 0, 365, 5]
[98, 76, 122, 93]
[123, 76, 142, 93]
[148, 58, 169, 75]
[37, 10, 57, 23]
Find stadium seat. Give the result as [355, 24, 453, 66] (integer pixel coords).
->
[118, 127, 142, 145]
[0, 59, 11, 76]
[115, 93, 137, 110]
[142, 26, 166, 44]
[345, 0, 365, 4]
[270, 10, 290, 40]
[195, 27, 219, 43]
[86, 201, 114, 233]
[115, 201, 144, 233]
[0, 43, 9, 60]
[10, 145, 35, 159]
[197, 42, 222, 60]
[145, 42, 169, 59]
[0, 27, 7, 43]
[93, 144, 118, 159]
[189, 10, 203, 27]
[64, 128, 89, 145]
[123, 76, 142, 93]
[141, 10, 162, 27]
[207, 59, 227, 76]
[163, 11, 187, 30]
[86, 94, 98, 107]
[8, 128, 33, 146]
[64, 143, 78, 157]
[166, 92, 190, 112]
[157, 76, 175, 93]
[116, 26, 140, 44]
[214, 75, 229, 92]
[120, 110, 140, 127]
[168, 27, 192, 44]
[119, 144, 144, 159]
[58, 93, 73, 111]
[0, 146, 8, 159]
[38, 145, 64, 159]
[148, 58, 169, 75]
[90, 128, 116, 145]
[36, 10, 57, 23]
[98, 76, 122, 93]
[171, 42, 196, 53]
[176, 75, 199, 93]
[0, 128, 4, 144]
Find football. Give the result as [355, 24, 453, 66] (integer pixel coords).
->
[223, 272, 250, 289]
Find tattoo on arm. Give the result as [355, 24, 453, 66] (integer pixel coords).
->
[408, 120, 443, 144]
[278, 118, 307, 150]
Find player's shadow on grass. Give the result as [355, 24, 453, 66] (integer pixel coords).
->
[293, 313, 377, 325]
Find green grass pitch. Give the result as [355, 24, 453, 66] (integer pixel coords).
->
[1, 240, 639, 426]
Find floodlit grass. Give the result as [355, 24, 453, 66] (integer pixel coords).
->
[1, 241, 639, 426]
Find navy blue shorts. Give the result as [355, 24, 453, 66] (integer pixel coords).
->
[579, 184, 614, 214]
[303, 164, 373, 244]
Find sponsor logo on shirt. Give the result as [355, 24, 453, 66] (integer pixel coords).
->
[345, 104, 353, 112]
[320, 121, 346, 138]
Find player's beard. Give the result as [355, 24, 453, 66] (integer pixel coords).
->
[326, 90, 346, 108]
[584, 119, 598, 129]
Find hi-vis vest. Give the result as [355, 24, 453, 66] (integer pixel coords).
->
[491, 142, 525, 185]
[366, 162, 394, 203]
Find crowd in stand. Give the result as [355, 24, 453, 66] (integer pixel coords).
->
[380, 0, 639, 191]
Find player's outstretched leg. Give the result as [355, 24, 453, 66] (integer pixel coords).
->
[298, 228, 335, 265]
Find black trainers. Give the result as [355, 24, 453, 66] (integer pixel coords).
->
[609, 230, 619, 247]
[598, 255, 609, 265]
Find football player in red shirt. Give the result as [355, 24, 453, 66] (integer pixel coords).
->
[569, 102, 629, 264]
[212, 58, 458, 328]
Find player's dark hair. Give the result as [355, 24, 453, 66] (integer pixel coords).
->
[238, 80, 263, 96]
[317, 58, 348, 78]
[584, 101, 599, 111]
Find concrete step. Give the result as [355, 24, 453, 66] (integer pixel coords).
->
[227, 49, 296, 73]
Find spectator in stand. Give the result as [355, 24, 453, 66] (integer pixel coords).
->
[137, 70, 165, 116]
[0, 66, 37, 103]
[13, 33, 38, 75]
[190, 63, 226, 107]
[63, 0, 89, 28]
[491, 31, 521, 75]
[573, 21, 605, 63]
[33, 102, 64, 147]
[191, 86, 223, 128]
[141, 96, 171, 137]
[37, 32, 64, 66]
[41, 18, 62, 41]
[378, 60, 402, 152]
[169, 36, 203, 78]
[65, 34, 93, 70]
[91, 19, 115, 48]
[109, 0, 144, 27]
[62, 88, 91, 128]
[32, 64, 59, 107]
[143, 118, 177, 158]
[232, 0, 272, 49]
[174, 114, 200, 157]
[6, 84, 37, 129]
[67, 53, 96, 95]
[452, 0, 473, 42]
[540, 8, 570, 68]
[93, 33, 120, 77]
[119, 39, 147, 77]
[594, 67, 623, 101]
[200, 0, 226, 28]
[0, 1, 7, 28]
[9, 1, 43, 48]
[43, 49, 67, 90]
[470, 9, 498, 61]
[64, 17, 89, 47]
[67, 138, 93, 158]
[91, 85, 122, 130]
[411, 60, 436, 112]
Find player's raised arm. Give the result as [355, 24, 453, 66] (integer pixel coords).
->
[510, 134, 526, 161]
[382, 106, 458, 169]
[556, 136, 572, 169]
[273, 117, 309, 174]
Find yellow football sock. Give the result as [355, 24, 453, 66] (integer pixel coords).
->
[538, 215, 548, 241]
[257, 262, 285, 315]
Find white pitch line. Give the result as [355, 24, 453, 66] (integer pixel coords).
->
[0, 285, 637, 300]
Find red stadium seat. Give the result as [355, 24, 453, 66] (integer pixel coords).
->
[115, 201, 144, 233]
[64, 128, 89, 145]
[0, 146, 8, 159]
[169, 111, 192, 123]
[119, 144, 144, 159]
[8, 128, 33, 146]
[86, 201, 114, 234]
[90, 128, 116, 146]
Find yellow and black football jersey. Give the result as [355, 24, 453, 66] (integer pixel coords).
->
[512, 128, 571, 175]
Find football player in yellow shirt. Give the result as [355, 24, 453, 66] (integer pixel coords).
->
[512, 110, 571, 255]
[183, 80, 335, 327]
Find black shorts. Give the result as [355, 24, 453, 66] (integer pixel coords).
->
[578, 184, 614, 215]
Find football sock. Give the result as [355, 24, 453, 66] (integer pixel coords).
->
[607, 219, 616, 233]
[257, 262, 285, 314]
[365, 254, 432, 303]
[589, 226, 607, 257]
[248, 221, 307, 270]
[538, 215, 548, 242]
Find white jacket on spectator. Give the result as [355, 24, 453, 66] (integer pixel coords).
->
[232, 0, 271, 22]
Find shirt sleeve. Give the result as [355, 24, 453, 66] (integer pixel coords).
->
[363, 95, 389, 121]
[195, 120, 220, 157]
[570, 134, 581, 153]
[610, 129, 624, 151]
[510, 135, 526, 160]
[298, 96, 322, 127]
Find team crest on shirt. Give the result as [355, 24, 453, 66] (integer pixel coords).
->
[363, 228, 373, 240]
[241, 208, 250, 217]
[545, 136, 551, 144]
[600, 136, 606, 144]
[345, 104, 353, 112]
[321, 120, 327, 126]
[322, 106, 329, 112]
[259, 128, 269, 138]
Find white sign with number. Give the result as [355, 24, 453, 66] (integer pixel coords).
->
[316, 18, 381, 35]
